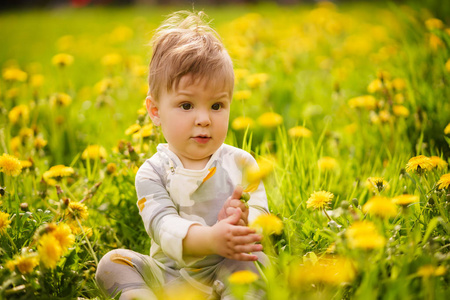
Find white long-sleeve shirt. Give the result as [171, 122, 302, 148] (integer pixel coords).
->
[135, 143, 269, 278]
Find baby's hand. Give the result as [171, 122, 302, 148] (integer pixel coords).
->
[217, 186, 249, 226]
[211, 209, 262, 261]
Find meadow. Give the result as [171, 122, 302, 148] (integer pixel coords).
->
[0, 1, 450, 299]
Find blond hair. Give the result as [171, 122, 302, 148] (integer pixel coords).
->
[148, 11, 234, 101]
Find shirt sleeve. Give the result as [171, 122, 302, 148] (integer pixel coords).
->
[135, 159, 202, 266]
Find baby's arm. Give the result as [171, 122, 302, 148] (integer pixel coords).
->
[183, 209, 263, 261]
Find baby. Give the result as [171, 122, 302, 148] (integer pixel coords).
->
[96, 11, 269, 300]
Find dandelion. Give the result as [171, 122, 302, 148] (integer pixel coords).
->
[106, 163, 117, 175]
[0, 153, 22, 176]
[405, 155, 434, 174]
[392, 78, 406, 91]
[430, 156, 448, 169]
[132, 124, 153, 139]
[125, 123, 141, 136]
[38, 234, 62, 269]
[49, 92, 72, 107]
[82, 145, 107, 160]
[6, 254, 39, 274]
[288, 126, 312, 138]
[0, 211, 12, 234]
[367, 78, 383, 93]
[288, 256, 356, 288]
[246, 73, 269, 88]
[436, 173, 450, 190]
[392, 194, 419, 206]
[233, 90, 252, 101]
[30, 74, 45, 88]
[445, 123, 450, 135]
[8, 104, 30, 124]
[52, 53, 74, 67]
[425, 18, 444, 30]
[228, 270, 259, 285]
[20, 160, 33, 169]
[417, 265, 447, 277]
[429, 34, 444, 50]
[34, 137, 48, 149]
[250, 214, 283, 235]
[101, 53, 122, 66]
[43, 165, 74, 181]
[2, 67, 27, 82]
[366, 177, 389, 193]
[244, 156, 275, 190]
[52, 223, 75, 252]
[394, 93, 405, 103]
[346, 221, 385, 249]
[110, 25, 134, 43]
[348, 95, 377, 110]
[362, 196, 397, 218]
[318, 156, 338, 171]
[67, 201, 89, 221]
[307, 191, 334, 210]
[446, 59, 450, 73]
[234, 68, 250, 83]
[231, 116, 254, 131]
[393, 105, 410, 117]
[257, 112, 283, 128]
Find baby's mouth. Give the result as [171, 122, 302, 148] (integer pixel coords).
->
[192, 135, 211, 144]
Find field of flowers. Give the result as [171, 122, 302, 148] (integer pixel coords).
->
[1, 2, 450, 299]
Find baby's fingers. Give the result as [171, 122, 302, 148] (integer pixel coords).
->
[231, 252, 259, 261]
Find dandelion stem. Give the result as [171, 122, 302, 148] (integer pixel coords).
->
[323, 209, 332, 221]
[5, 230, 19, 253]
[253, 259, 268, 284]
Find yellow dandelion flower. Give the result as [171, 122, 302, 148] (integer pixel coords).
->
[101, 53, 122, 66]
[288, 126, 312, 138]
[106, 162, 117, 175]
[362, 196, 397, 218]
[367, 78, 383, 93]
[68, 222, 93, 237]
[228, 270, 259, 285]
[307, 191, 334, 210]
[257, 112, 283, 128]
[405, 155, 434, 174]
[394, 93, 405, 104]
[417, 265, 447, 277]
[445, 123, 450, 135]
[376, 70, 391, 81]
[446, 59, 450, 73]
[125, 124, 141, 136]
[366, 177, 389, 193]
[250, 214, 283, 235]
[34, 137, 48, 149]
[318, 156, 338, 171]
[132, 124, 153, 139]
[67, 201, 89, 221]
[346, 221, 385, 249]
[234, 68, 250, 83]
[231, 116, 254, 131]
[49, 92, 72, 107]
[52, 53, 74, 67]
[244, 156, 275, 188]
[110, 25, 134, 43]
[436, 173, 450, 190]
[288, 256, 356, 288]
[2, 67, 27, 82]
[392, 78, 406, 91]
[8, 104, 30, 124]
[30, 74, 45, 88]
[429, 34, 444, 50]
[38, 234, 62, 269]
[0, 211, 12, 234]
[393, 105, 410, 117]
[348, 95, 377, 110]
[425, 18, 444, 30]
[43, 165, 74, 181]
[233, 90, 252, 101]
[0, 153, 22, 176]
[430, 156, 448, 169]
[51, 223, 75, 252]
[20, 160, 33, 169]
[6, 254, 39, 274]
[246, 73, 269, 89]
[82, 145, 107, 160]
[392, 194, 419, 206]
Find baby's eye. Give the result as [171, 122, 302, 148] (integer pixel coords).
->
[211, 103, 222, 110]
[181, 103, 192, 110]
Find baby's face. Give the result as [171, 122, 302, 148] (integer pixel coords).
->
[154, 75, 231, 170]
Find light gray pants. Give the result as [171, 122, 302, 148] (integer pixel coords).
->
[95, 249, 267, 300]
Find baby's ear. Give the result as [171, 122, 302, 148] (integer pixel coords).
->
[146, 96, 161, 126]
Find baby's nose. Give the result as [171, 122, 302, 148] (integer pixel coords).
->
[195, 110, 211, 126]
